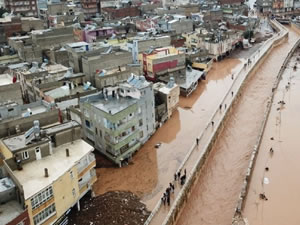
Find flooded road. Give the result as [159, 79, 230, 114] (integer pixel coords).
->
[242, 40, 300, 225]
[175, 26, 300, 225]
[93, 56, 244, 209]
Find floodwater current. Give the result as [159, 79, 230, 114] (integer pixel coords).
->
[175, 26, 300, 225]
[242, 37, 300, 225]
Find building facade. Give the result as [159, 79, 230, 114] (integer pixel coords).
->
[0, 120, 97, 225]
[80, 75, 155, 166]
[5, 0, 38, 17]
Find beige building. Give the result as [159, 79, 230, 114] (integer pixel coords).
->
[0, 120, 97, 225]
[153, 79, 180, 119]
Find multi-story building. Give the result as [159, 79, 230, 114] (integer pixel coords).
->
[153, 79, 179, 120]
[256, 0, 273, 13]
[141, 46, 186, 81]
[80, 75, 155, 166]
[80, 0, 100, 19]
[5, 0, 38, 17]
[0, 120, 97, 225]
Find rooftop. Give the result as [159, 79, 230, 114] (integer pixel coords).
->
[0, 74, 14, 86]
[13, 139, 93, 200]
[92, 95, 137, 115]
[0, 200, 24, 225]
[3, 134, 49, 152]
[44, 85, 96, 99]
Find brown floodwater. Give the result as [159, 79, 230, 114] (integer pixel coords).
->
[93, 57, 242, 210]
[242, 44, 300, 225]
[175, 26, 300, 225]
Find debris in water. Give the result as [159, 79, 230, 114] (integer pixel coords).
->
[263, 177, 270, 184]
[155, 143, 162, 148]
[259, 193, 268, 201]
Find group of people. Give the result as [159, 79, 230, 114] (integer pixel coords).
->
[161, 169, 187, 207]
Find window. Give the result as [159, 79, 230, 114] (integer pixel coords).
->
[85, 120, 91, 128]
[139, 119, 143, 126]
[21, 151, 29, 160]
[8, 108, 14, 112]
[33, 203, 56, 225]
[72, 188, 76, 197]
[131, 126, 135, 131]
[31, 186, 53, 210]
[95, 128, 98, 135]
[140, 131, 143, 138]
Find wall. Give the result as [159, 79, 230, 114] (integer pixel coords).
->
[0, 109, 60, 138]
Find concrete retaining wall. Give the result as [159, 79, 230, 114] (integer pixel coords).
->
[144, 19, 289, 225]
[232, 24, 300, 224]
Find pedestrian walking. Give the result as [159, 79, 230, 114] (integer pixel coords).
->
[196, 137, 199, 145]
[211, 121, 214, 126]
[231, 74, 234, 80]
[219, 104, 222, 110]
[161, 197, 166, 206]
[225, 104, 227, 109]
[231, 91, 234, 97]
[167, 195, 170, 206]
[177, 170, 181, 179]
[174, 173, 177, 181]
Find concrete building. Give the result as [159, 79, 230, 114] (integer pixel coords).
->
[82, 48, 133, 85]
[256, 0, 273, 13]
[0, 73, 22, 105]
[4, 0, 38, 17]
[183, 28, 242, 60]
[141, 46, 186, 81]
[0, 120, 97, 225]
[153, 79, 179, 120]
[94, 65, 141, 90]
[0, 100, 60, 138]
[127, 35, 171, 64]
[102, 6, 140, 20]
[80, 75, 155, 166]
[81, 0, 100, 19]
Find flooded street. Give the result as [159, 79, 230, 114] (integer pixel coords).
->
[93, 55, 244, 209]
[175, 26, 300, 225]
[242, 40, 300, 225]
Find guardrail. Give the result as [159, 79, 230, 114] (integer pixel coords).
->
[144, 19, 288, 225]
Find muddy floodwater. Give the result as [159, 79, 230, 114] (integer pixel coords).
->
[93, 55, 244, 209]
[175, 26, 300, 225]
[242, 40, 300, 225]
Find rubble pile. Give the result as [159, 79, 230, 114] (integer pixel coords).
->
[68, 191, 150, 225]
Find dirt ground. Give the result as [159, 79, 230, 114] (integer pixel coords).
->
[68, 191, 150, 225]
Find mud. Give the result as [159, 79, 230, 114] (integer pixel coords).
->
[175, 26, 300, 225]
[242, 43, 300, 225]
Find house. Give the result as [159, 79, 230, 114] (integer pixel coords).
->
[141, 46, 185, 81]
[80, 75, 155, 166]
[0, 120, 97, 225]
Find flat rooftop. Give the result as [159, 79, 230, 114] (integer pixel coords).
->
[3, 134, 49, 152]
[13, 139, 93, 200]
[0, 200, 24, 225]
[44, 85, 96, 99]
[0, 74, 14, 86]
[92, 95, 137, 115]
[45, 121, 79, 135]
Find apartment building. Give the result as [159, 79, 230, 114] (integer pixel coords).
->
[80, 75, 155, 166]
[82, 48, 133, 85]
[153, 79, 180, 120]
[0, 120, 97, 225]
[5, 0, 38, 17]
[141, 46, 185, 81]
[81, 0, 100, 19]
[0, 73, 23, 105]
